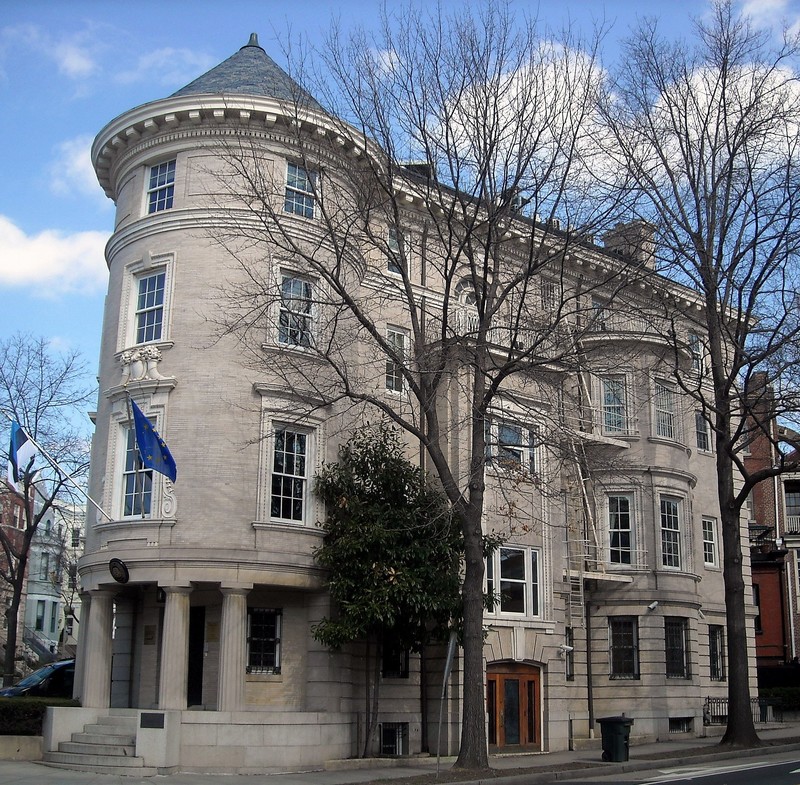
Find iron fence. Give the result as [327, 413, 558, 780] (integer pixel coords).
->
[703, 696, 784, 725]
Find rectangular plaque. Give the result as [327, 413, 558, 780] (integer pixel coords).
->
[140, 712, 165, 729]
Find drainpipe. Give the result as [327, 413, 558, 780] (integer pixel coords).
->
[585, 597, 594, 736]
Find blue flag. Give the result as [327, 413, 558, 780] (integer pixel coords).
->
[7, 421, 37, 486]
[130, 399, 177, 483]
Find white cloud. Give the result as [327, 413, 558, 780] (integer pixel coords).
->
[53, 40, 97, 79]
[740, 0, 800, 31]
[48, 135, 108, 204]
[115, 48, 215, 88]
[0, 216, 107, 296]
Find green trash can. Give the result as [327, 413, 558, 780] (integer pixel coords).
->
[597, 716, 634, 762]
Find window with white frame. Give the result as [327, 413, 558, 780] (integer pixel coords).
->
[270, 427, 309, 522]
[278, 275, 314, 348]
[385, 327, 407, 392]
[486, 419, 536, 474]
[665, 617, 690, 678]
[601, 377, 627, 434]
[147, 160, 176, 214]
[35, 600, 45, 632]
[702, 517, 718, 566]
[122, 426, 152, 517]
[609, 616, 639, 679]
[660, 496, 682, 569]
[608, 495, 633, 565]
[689, 332, 703, 373]
[40, 552, 50, 580]
[49, 602, 58, 634]
[709, 624, 725, 681]
[284, 162, 316, 218]
[695, 411, 711, 451]
[135, 271, 166, 344]
[71, 529, 80, 548]
[486, 546, 539, 616]
[247, 607, 281, 674]
[654, 381, 678, 440]
[387, 227, 407, 275]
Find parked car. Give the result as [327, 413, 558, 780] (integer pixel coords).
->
[0, 659, 74, 698]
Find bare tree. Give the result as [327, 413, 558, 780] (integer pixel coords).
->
[210, 3, 630, 769]
[0, 333, 92, 683]
[601, 0, 800, 746]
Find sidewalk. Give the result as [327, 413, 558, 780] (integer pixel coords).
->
[3, 724, 800, 785]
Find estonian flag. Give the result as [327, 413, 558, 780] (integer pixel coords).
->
[7, 421, 37, 486]
[130, 399, 177, 483]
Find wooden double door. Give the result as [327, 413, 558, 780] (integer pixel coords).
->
[487, 663, 541, 749]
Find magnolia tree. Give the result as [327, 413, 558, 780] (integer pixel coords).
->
[313, 424, 462, 757]
[212, 3, 629, 769]
[0, 334, 92, 682]
[601, 0, 800, 746]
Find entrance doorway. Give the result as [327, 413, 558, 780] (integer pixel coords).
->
[487, 662, 541, 750]
[187, 606, 205, 707]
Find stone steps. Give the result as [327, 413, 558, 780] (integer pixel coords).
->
[43, 713, 155, 776]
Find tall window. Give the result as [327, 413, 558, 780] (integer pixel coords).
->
[654, 381, 677, 439]
[541, 281, 557, 312]
[147, 160, 175, 213]
[385, 328, 407, 392]
[387, 227, 405, 275]
[247, 608, 281, 674]
[609, 616, 639, 679]
[486, 420, 536, 473]
[709, 625, 725, 681]
[601, 377, 627, 434]
[40, 552, 50, 580]
[135, 271, 166, 344]
[35, 600, 45, 632]
[486, 546, 539, 616]
[665, 617, 690, 678]
[591, 297, 608, 331]
[702, 518, 718, 566]
[123, 427, 152, 517]
[660, 496, 682, 569]
[278, 276, 313, 347]
[608, 495, 633, 565]
[695, 411, 711, 451]
[49, 602, 58, 634]
[71, 529, 80, 548]
[270, 427, 308, 522]
[284, 162, 316, 218]
[753, 583, 762, 633]
[689, 332, 703, 372]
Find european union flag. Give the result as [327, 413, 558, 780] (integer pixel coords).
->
[130, 399, 177, 483]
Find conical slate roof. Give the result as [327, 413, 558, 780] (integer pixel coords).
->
[171, 33, 323, 110]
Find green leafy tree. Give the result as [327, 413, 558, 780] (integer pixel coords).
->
[313, 424, 463, 756]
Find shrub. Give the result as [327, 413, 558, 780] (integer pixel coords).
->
[0, 698, 79, 736]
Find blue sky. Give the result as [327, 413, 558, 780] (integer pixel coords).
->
[0, 0, 796, 409]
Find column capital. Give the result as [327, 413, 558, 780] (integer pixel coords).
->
[159, 585, 193, 597]
[220, 585, 252, 597]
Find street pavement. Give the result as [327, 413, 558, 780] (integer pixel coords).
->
[2, 723, 800, 785]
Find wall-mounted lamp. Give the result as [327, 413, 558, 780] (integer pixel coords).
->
[647, 601, 659, 611]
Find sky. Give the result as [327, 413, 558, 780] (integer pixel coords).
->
[0, 0, 797, 419]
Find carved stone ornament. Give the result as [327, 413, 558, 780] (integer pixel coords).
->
[120, 346, 164, 383]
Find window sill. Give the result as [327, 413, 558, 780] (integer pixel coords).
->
[246, 672, 282, 682]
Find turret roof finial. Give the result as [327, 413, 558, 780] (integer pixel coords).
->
[243, 33, 262, 50]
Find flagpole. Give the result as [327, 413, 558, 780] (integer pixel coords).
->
[124, 392, 147, 520]
[1, 409, 113, 522]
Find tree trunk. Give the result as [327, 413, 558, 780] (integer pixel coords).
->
[717, 443, 760, 746]
[3, 597, 20, 686]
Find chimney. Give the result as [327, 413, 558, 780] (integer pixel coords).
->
[603, 221, 655, 268]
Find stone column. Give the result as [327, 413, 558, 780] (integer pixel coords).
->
[81, 589, 114, 708]
[158, 586, 192, 710]
[217, 586, 250, 711]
